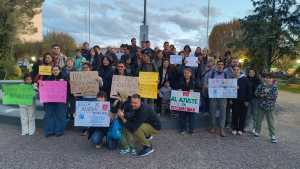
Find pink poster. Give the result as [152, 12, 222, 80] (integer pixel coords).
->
[39, 81, 67, 103]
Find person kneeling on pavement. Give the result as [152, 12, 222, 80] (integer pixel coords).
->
[117, 94, 161, 157]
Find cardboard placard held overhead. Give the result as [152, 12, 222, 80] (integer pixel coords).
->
[70, 71, 99, 96]
[110, 75, 139, 98]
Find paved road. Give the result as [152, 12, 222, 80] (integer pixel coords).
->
[0, 91, 299, 169]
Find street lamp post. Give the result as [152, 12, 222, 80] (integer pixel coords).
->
[207, 0, 210, 48]
[140, 0, 149, 45]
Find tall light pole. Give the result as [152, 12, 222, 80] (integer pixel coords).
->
[206, 0, 211, 48]
[140, 0, 149, 45]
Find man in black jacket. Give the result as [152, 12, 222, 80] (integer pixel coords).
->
[118, 94, 161, 157]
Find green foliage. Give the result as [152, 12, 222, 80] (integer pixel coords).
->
[209, 20, 243, 56]
[42, 32, 77, 57]
[0, 0, 43, 79]
[240, 0, 300, 72]
[15, 32, 78, 61]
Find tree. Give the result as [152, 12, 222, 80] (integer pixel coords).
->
[15, 32, 78, 61]
[209, 20, 243, 57]
[0, 0, 43, 79]
[42, 32, 77, 58]
[240, 0, 300, 72]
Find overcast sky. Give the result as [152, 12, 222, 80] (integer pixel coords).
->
[43, 0, 255, 49]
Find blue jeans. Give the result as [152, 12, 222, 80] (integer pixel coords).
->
[246, 99, 258, 130]
[209, 99, 227, 128]
[43, 103, 67, 136]
[90, 130, 105, 145]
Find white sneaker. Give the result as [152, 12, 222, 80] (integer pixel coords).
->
[271, 136, 278, 143]
[253, 131, 260, 137]
[237, 131, 243, 135]
[232, 130, 237, 135]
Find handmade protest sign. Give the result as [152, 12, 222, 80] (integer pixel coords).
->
[170, 55, 183, 65]
[39, 81, 67, 103]
[110, 75, 139, 98]
[2, 84, 35, 105]
[74, 101, 110, 127]
[38, 66, 52, 75]
[70, 71, 99, 96]
[170, 90, 201, 113]
[208, 79, 237, 98]
[185, 56, 198, 67]
[138, 72, 159, 99]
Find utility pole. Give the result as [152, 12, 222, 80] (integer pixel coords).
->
[88, 0, 91, 44]
[143, 0, 147, 25]
[140, 0, 149, 45]
[206, 0, 210, 48]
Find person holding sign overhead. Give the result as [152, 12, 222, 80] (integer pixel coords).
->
[34, 53, 53, 82]
[42, 65, 67, 137]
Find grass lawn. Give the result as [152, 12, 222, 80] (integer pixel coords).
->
[278, 83, 300, 93]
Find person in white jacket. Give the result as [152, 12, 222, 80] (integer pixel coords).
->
[19, 73, 36, 136]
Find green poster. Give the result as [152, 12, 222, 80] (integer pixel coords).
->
[2, 84, 35, 105]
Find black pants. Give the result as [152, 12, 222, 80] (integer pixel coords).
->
[178, 111, 195, 133]
[231, 100, 248, 131]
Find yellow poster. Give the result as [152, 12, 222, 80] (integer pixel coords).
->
[139, 72, 159, 83]
[139, 83, 158, 99]
[138, 72, 159, 99]
[39, 66, 52, 75]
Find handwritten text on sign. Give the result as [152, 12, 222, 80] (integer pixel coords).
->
[110, 75, 139, 98]
[138, 72, 159, 99]
[38, 66, 52, 75]
[170, 90, 201, 113]
[208, 79, 237, 98]
[39, 81, 67, 103]
[70, 71, 99, 96]
[74, 101, 110, 127]
[2, 84, 35, 105]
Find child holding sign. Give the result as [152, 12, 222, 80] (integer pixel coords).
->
[19, 73, 36, 136]
[178, 68, 196, 134]
[88, 91, 111, 149]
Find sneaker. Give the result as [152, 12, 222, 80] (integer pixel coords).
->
[130, 148, 137, 155]
[138, 146, 154, 157]
[180, 131, 186, 135]
[81, 130, 88, 136]
[232, 130, 237, 135]
[146, 135, 153, 141]
[237, 131, 243, 135]
[120, 148, 130, 155]
[271, 136, 278, 143]
[253, 131, 260, 137]
[251, 129, 256, 135]
[95, 145, 101, 149]
[188, 131, 194, 135]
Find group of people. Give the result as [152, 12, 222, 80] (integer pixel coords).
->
[14, 37, 279, 157]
